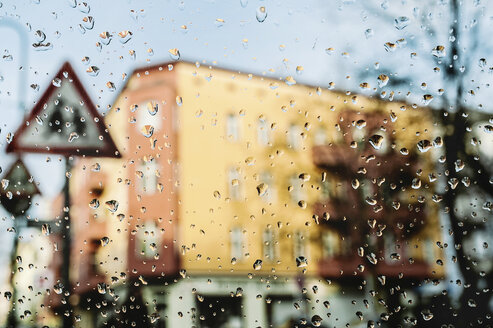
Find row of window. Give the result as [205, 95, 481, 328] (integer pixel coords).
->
[226, 114, 327, 148]
[228, 168, 305, 202]
[230, 227, 307, 263]
[321, 229, 436, 264]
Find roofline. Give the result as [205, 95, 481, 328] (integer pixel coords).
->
[105, 60, 453, 117]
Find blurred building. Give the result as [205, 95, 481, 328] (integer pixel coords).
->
[46, 61, 444, 327]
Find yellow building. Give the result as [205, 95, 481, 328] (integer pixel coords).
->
[68, 61, 444, 328]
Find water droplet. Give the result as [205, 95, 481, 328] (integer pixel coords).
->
[240, 0, 248, 7]
[4, 292, 12, 301]
[384, 42, 396, 52]
[369, 134, 384, 150]
[296, 256, 308, 268]
[299, 173, 310, 181]
[42, 223, 51, 236]
[169, 48, 180, 60]
[34, 30, 46, 42]
[253, 259, 263, 270]
[81, 16, 94, 30]
[215, 18, 225, 27]
[355, 119, 366, 129]
[86, 66, 100, 77]
[245, 157, 255, 165]
[257, 183, 268, 196]
[422, 94, 433, 105]
[431, 45, 446, 58]
[417, 139, 432, 152]
[256, 6, 267, 22]
[285, 76, 296, 85]
[68, 132, 79, 143]
[141, 125, 154, 138]
[97, 282, 107, 294]
[81, 56, 90, 65]
[351, 179, 360, 189]
[149, 313, 161, 324]
[105, 200, 119, 212]
[100, 236, 110, 246]
[483, 125, 493, 133]
[106, 81, 116, 92]
[390, 252, 401, 261]
[421, 310, 434, 321]
[118, 30, 133, 44]
[176, 96, 183, 106]
[377, 74, 389, 88]
[99, 31, 112, 45]
[367, 253, 378, 265]
[78, 1, 90, 13]
[53, 282, 64, 294]
[412, 178, 421, 189]
[89, 198, 100, 209]
[311, 315, 323, 327]
[52, 78, 62, 87]
[394, 16, 409, 30]
[147, 102, 158, 115]
[455, 159, 465, 172]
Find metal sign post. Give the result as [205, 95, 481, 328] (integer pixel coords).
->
[60, 156, 72, 328]
[6, 62, 120, 327]
[0, 159, 40, 328]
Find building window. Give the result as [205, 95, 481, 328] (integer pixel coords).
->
[260, 171, 275, 202]
[321, 178, 332, 200]
[359, 179, 374, 200]
[137, 220, 159, 258]
[88, 239, 102, 275]
[137, 160, 159, 194]
[422, 238, 435, 264]
[226, 114, 240, 141]
[263, 229, 278, 261]
[230, 227, 245, 260]
[314, 127, 327, 146]
[137, 100, 162, 132]
[384, 232, 396, 264]
[333, 179, 347, 200]
[289, 175, 305, 203]
[322, 230, 336, 258]
[257, 120, 270, 146]
[228, 167, 242, 200]
[287, 124, 302, 149]
[293, 231, 307, 259]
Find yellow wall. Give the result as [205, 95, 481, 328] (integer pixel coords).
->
[174, 62, 443, 276]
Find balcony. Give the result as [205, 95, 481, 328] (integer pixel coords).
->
[376, 259, 431, 280]
[318, 256, 365, 279]
[312, 145, 416, 179]
[313, 199, 359, 226]
[318, 255, 432, 280]
[389, 203, 427, 238]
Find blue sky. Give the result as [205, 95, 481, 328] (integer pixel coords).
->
[0, 0, 492, 296]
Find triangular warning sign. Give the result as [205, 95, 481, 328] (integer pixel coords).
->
[6, 62, 120, 158]
[1, 158, 40, 197]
